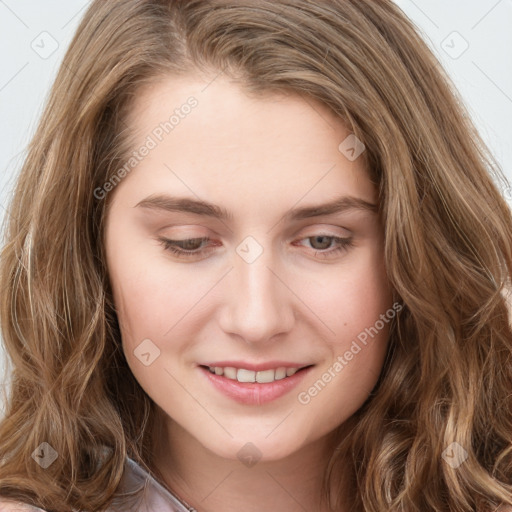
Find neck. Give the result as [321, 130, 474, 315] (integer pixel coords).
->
[148, 408, 351, 512]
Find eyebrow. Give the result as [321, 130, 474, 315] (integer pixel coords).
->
[134, 193, 378, 221]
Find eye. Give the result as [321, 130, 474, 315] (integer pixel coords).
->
[157, 236, 215, 260]
[157, 234, 353, 261]
[294, 235, 354, 258]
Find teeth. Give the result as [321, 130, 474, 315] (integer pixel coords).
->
[223, 367, 237, 379]
[256, 369, 275, 383]
[237, 369, 256, 382]
[207, 365, 304, 383]
[275, 367, 287, 380]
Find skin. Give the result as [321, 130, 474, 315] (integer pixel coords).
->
[104, 72, 394, 512]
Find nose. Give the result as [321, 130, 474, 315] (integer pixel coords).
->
[218, 241, 295, 345]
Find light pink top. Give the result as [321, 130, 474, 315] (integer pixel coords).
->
[0, 456, 191, 512]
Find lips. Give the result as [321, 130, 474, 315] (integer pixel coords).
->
[198, 361, 314, 405]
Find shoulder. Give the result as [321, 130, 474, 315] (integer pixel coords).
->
[0, 499, 46, 511]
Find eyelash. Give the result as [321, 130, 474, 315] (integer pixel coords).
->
[156, 235, 354, 260]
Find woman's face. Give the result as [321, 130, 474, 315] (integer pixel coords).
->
[104, 73, 394, 462]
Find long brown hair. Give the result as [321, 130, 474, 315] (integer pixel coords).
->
[1, 1, 512, 510]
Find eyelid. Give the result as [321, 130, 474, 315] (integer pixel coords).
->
[158, 225, 352, 245]
[156, 232, 354, 261]
[158, 224, 213, 233]
[304, 225, 351, 234]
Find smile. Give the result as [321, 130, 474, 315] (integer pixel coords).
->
[199, 363, 314, 405]
[206, 366, 301, 383]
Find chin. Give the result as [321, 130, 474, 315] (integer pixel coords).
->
[203, 431, 313, 464]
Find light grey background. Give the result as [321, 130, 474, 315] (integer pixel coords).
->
[1, 0, 512, 418]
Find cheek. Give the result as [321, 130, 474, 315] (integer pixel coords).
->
[107, 255, 190, 403]
[297, 323, 391, 436]
[333, 249, 392, 376]
[303, 243, 392, 339]
[107, 239, 196, 345]
[295, 247, 392, 414]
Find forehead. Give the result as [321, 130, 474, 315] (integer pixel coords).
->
[113, 73, 376, 213]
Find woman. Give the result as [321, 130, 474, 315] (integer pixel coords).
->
[1, 1, 511, 510]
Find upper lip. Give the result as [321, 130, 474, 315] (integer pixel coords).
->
[199, 361, 313, 371]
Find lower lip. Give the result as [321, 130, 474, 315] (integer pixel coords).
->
[199, 366, 313, 405]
